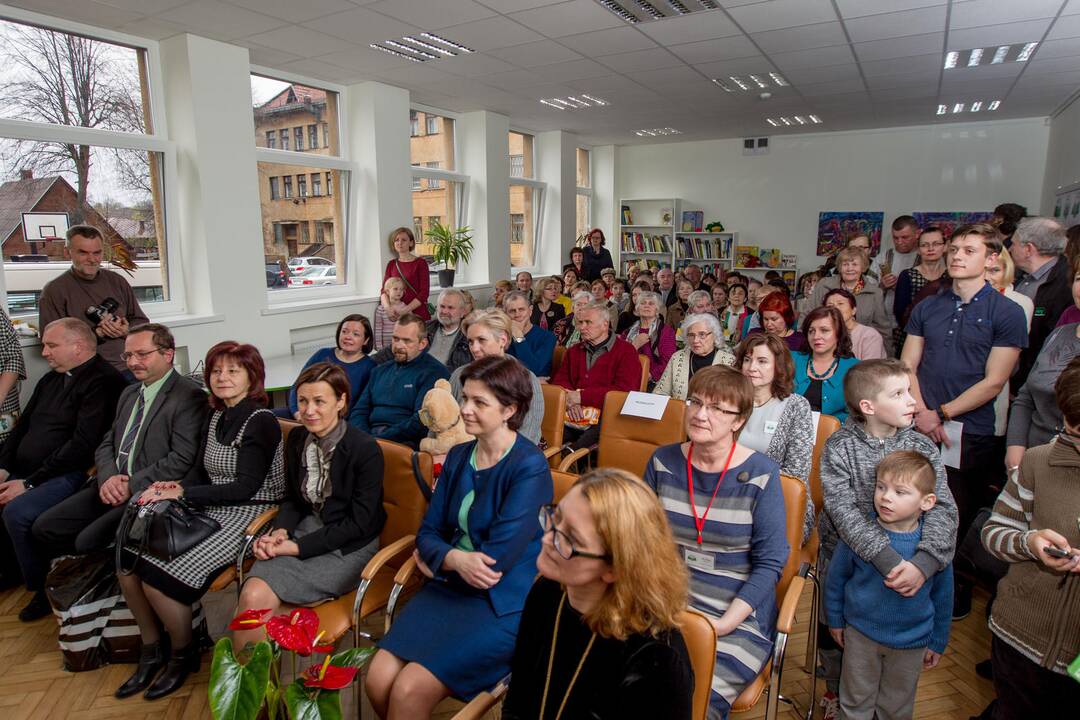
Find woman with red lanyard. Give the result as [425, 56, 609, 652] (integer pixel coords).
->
[643, 365, 789, 720]
[381, 227, 431, 321]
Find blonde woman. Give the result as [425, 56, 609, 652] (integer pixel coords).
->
[502, 468, 694, 720]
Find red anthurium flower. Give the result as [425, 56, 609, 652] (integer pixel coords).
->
[266, 608, 320, 655]
[303, 657, 359, 690]
[227, 608, 271, 631]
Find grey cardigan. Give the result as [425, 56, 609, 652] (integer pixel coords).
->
[447, 361, 544, 445]
[820, 419, 958, 580]
[1006, 323, 1080, 449]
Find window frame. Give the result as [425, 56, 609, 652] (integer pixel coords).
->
[576, 145, 593, 240]
[409, 104, 468, 241]
[0, 7, 185, 318]
[508, 127, 545, 273]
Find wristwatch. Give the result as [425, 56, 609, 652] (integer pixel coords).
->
[935, 407, 949, 423]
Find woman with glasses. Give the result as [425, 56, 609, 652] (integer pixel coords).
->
[621, 291, 676, 390]
[644, 365, 788, 720]
[893, 226, 948, 332]
[654, 314, 735, 401]
[531, 277, 566, 332]
[367, 355, 553, 719]
[502, 468, 694, 719]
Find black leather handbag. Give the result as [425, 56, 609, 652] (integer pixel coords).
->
[116, 498, 221, 574]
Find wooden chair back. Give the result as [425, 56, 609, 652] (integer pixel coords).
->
[377, 439, 434, 546]
[540, 384, 566, 453]
[638, 354, 650, 391]
[551, 469, 577, 504]
[551, 345, 566, 377]
[678, 609, 718, 720]
[595, 391, 686, 479]
[809, 414, 840, 515]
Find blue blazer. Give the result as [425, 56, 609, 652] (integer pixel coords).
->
[791, 352, 859, 423]
[416, 434, 553, 617]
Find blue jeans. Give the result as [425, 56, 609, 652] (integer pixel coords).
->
[2, 471, 86, 590]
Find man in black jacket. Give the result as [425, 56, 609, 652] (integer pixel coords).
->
[0, 318, 125, 620]
[1012, 217, 1072, 390]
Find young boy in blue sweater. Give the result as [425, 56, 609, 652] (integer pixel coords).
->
[825, 450, 953, 720]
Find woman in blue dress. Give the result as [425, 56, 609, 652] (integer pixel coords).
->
[644, 365, 790, 720]
[366, 355, 553, 718]
[280, 314, 375, 419]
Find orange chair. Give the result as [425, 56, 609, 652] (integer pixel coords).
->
[540, 383, 567, 467]
[731, 474, 810, 720]
[638, 354, 651, 391]
[680, 609, 718, 720]
[558, 390, 686, 477]
[550, 345, 566, 378]
[551, 468, 577, 503]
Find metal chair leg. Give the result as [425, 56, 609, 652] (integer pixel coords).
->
[803, 566, 819, 674]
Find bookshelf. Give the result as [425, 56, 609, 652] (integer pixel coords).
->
[618, 198, 738, 278]
[675, 231, 736, 277]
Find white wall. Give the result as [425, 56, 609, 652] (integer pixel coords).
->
[1041, 95, 1080, 217]
[615, 118, 1050, 273]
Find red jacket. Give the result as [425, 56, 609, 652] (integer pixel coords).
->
[551, 336, 641, 408]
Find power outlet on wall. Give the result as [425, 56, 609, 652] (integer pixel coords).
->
[743, 137, 769, 156]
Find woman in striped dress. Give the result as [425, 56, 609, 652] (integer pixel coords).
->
[644, 365, 789, 719]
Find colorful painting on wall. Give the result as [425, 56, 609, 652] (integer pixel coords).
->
[817, 211, 884, 256]
[912, 212, 994, 239]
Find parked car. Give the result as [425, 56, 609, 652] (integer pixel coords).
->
[288, 265, 337, 287]
[265, 262, 289, 288]
[288, 256, 335, 274]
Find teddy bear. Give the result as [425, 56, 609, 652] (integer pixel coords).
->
[418, 379, 474, 455]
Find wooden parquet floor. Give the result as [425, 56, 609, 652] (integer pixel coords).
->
[0, 580, 996, 719]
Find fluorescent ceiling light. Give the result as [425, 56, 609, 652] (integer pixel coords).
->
[766, 118, 779, 127]
[666, 0, 691, 14]
[991, 45, 1009, 64]
[970, 101, 983, 112]
[730, 76, 750, 90]
[749, 74, 769, 88]
[711, 78, 733, 92]
[952, 102, 965, 113]
[419, 32, 474, 53]
[636, 0, 665, 19]
[769, 72, 789, 87]
[580, 94, 609, 106]
[540, 95, 609, 110]
[988, 100, 1001, 110]
[384, 39, 437, 60]
[635, 127, 681, 136]
[809, 115, 822, 124]
[944, 51, 959, 69]
[402, 36, 455, 56]
[699, 0, 718, 8]
[369, 44, 424, 62]
[937, 104, 947, 115]
[599, 0, 639, 22]
[540, 99, 565, 110]
[1017, 42, 1038, 61]
[967, 48, 983, 67]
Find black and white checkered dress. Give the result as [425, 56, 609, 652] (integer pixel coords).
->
[132, 408, 285, 604]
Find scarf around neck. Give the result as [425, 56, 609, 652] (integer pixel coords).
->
[301, 420, 348, 510]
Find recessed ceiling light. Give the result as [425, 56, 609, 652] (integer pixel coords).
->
[600, 0, 726, 23]
[767, 114, 821, 127]
[369, 44, 424, 63]
[598, 0, 639, 23]
[418, 32, 474, 54]
[730, 76, 750, 90]
[936, 100, 1000, 116]
[711, 78, 733, 92]
[373, 33, 473, 62]
[635, 127, 682, 137]
[809, 115, 822, 124]
[716, 74, 788, 91]
[699, 0, 718, 7]
[988, 100, 1001, 110]
[665, 0, 691, 14]
[1017, 42, 1039, 61]
[769, 72, 789, 87]
[953, 102, 965, 113]
[402, 36, 456, 57]
[937, 104, 948, 115]
[991, 45, 1009, 64]
[384, 39, 437, 60]
[766, 118, 779, 127]
[636, 0, 665, 20]
[539, 95, 609, 110]
[970, 101, 983, 112]
[944, 51, 959, 69]
[967, 48, 983, 67]
[580, 94, 609, 106]
[945, 43, 1038, 69]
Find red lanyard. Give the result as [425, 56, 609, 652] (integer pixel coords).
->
[686, 442, 737, 545]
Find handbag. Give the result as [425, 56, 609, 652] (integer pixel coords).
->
[116, 498, 221, 574]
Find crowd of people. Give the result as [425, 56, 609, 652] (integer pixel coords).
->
[0, 212, 1077, 719]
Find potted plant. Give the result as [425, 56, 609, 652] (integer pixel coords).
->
[425, 221, 473, 288]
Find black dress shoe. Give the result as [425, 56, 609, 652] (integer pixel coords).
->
[18, 590, 52, 622]
[144, 643, 200, 700]
[115, 638, 170, 699]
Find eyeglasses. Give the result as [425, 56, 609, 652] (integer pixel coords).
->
[686, 397, 740, 417]
[120, 348, 162, 361]
[538, 505, 611, 562]
[686, 331, 714, 341]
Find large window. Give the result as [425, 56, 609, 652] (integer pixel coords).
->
[410, 110, 465, 260]
[252, 74, 352, 294]
[576, 147, 592, 242]
[509, 131, 543, 268]
[0, 17, 179, 316]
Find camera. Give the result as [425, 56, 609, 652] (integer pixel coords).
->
[86, 297, 119, 325]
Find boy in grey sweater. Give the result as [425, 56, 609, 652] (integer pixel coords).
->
[816, 359, 958, 717]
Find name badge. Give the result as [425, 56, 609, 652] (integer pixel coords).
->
[684, 548, 714, 571]
[764, 420, 778, 434]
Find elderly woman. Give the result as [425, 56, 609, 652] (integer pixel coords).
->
[823, 288, 885, 361]
[233, 363, 385, 650]
[554, 290, 593, 348]
[284, 314, 375, 418]
[666, 280, 694, 330]
[749, 291, 804, 352]
[617, 281, 650, 334]
[621, 291, 676, 389]
[367, 356, 553, 718]
[115, 341, 285, 700]
[382, 226, 430, 321]
[736, 333, 815, 542]
[810, 246, 893, 355]
[645, 365, 789, 720]
[503, 468, 694, 719]
[720, 283, 750, 346]
[654, 313, 736, 400]
[792, 307, 859, 423]
[531, 276, 566, 332]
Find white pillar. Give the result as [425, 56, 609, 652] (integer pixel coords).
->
[536, 130, 577, 275]
[459, 110, 510, 284]
[593, 144, 617, 262]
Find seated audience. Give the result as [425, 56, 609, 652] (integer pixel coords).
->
[504, 291, 557, 379]
[655, 314, 735, 400]
[811, 246, 894, 355]
[794, 271, 820, 322]
[683, 264, 704, 291]
[666, 280, 694, 330]
[748, 291, 805, 352]
[644, 366, 789, 720]
[0, 319, 125, 620]
[981, 357, 1080, 717]
[530, 276, 566, 332]
[1013, 217, 1072, 389]
[374, 277, 406, 351]
[736, 333, 815, 542]
[114, 341, 286, 700]
[367, 356, 552, 718]
[600, 266, 616, 291]
[448, 310, 544, 444]
[710, 283, 728, 316]
[0, 308, 25, 447]
[656, 267, 677, 307]
[826, 451, 953, 720]
[620, 291, 675, 389]
[616, 281, 649, 334]
[553, 290, 593, 348]
[550, 303, 641, 449]
[514, 271, 533, 299]
[350, 314, 450, 447]
[426, 289, 472, 371]
[490, 280, 512, 309]
[233, 363, 385, 650]
[741, 284, 778, 337]
[564, 246, 586, 278]
[558, 267, 579, 313]
[893, 227, 947, 331]
[720, 283, 749, 346]
[32, 323, 206, 574]
[610, 278, 629, 315]
[283, 314, 374, 418]
[502, 468, 694, 719]
[824, 288, 885, 361]
[793, 307, 859, 422]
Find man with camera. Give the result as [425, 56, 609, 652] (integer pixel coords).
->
[39, 225, 149, 376]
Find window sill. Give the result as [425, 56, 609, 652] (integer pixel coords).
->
[153, 312, 226, 329]
[260, 281, 493, 317]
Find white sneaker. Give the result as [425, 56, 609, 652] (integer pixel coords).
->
[820, 691, 839, 720]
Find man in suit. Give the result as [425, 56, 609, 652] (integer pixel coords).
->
[0, 318, 125, 620]
[32, 323, 206, 565]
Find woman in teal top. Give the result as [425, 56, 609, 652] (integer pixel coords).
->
[367, 356, 553, 719]
[792, 306, 860, 423]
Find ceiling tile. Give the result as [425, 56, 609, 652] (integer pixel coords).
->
[860, 53, 942, 77]
[117, 17, 188, 40]
[693, 56, 778, 78]
[8, 0, 145, 26]
[159, 0, 287, 40]
[1024, 56, 1080, 77]
[436, 15, 544, 51]
[798, 76, 867, 96]
[488, 39, 583, 66]
[508, 0, 625, 38]
[939, 77, 1016, 95]
[1030, 37, 1080, 59]
[950, 0, 1063, 30]
[865, 70, 940, 89]
[725, 0, 837, 34]
[97, 0, 190, 12]
[667, 35, 759, 64]
[638, 10, 743, 45]
[281, 57, 360, 82]
[769, 45, 856, 70]
[595, 47, 685, 72]
[302, 8, 420, 45]
[1048, 14, 1080, 39]
[564, 73, 651, 93]
[366, 0, 495, 30]
[560, 26, 657, 56]
[784, 63, 862, 85]
[835, 0, 945, 19]
[948, 19, 1053, 48]
[243, 26, 355, 57]
[241, 43, 304, 68]
[536, 58, 614, 82]
[224, 0, 354, 23]
[870, 85, 938, 101]
[944, 61, 1026, 80]
[752, 22, 849, 54]
[438, 52, 521, 76]
[853, 32, 944, 62]
[844, 6, 947, 43]
[474, 0, 566, 10]
[372, 64, 459, 87]
[631, 65, 710, 91]
[318, 46, 417, 72]
[1064, 0, 1080, 14]
[482, 68, 551, 89]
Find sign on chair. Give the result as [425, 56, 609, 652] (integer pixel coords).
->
[620, 391, 669, 420]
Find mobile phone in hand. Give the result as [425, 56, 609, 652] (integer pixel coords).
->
[1045, 545, 1073, 559]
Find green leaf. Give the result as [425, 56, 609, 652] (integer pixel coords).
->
[209, 638, 273, 720]
[328, 646, 375, 669]
[285, 679, 344, 720]
[265, 682, 281, 720]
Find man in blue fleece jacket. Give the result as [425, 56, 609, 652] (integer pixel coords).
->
[349, 314, 449, 447]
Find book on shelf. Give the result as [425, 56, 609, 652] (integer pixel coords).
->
[621, 231, 671, 253]
[676, 234, 732, 260]
[621, 205, 633, 225]
[781, 270, 797, 294]
[680, 210, 704, 232]
[735, 245, 760, 267]
[677, 261, 728, 277]
[781, 254, 797, 268]
[622, 257, 666, 275]
[758, 248, 781, 268]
